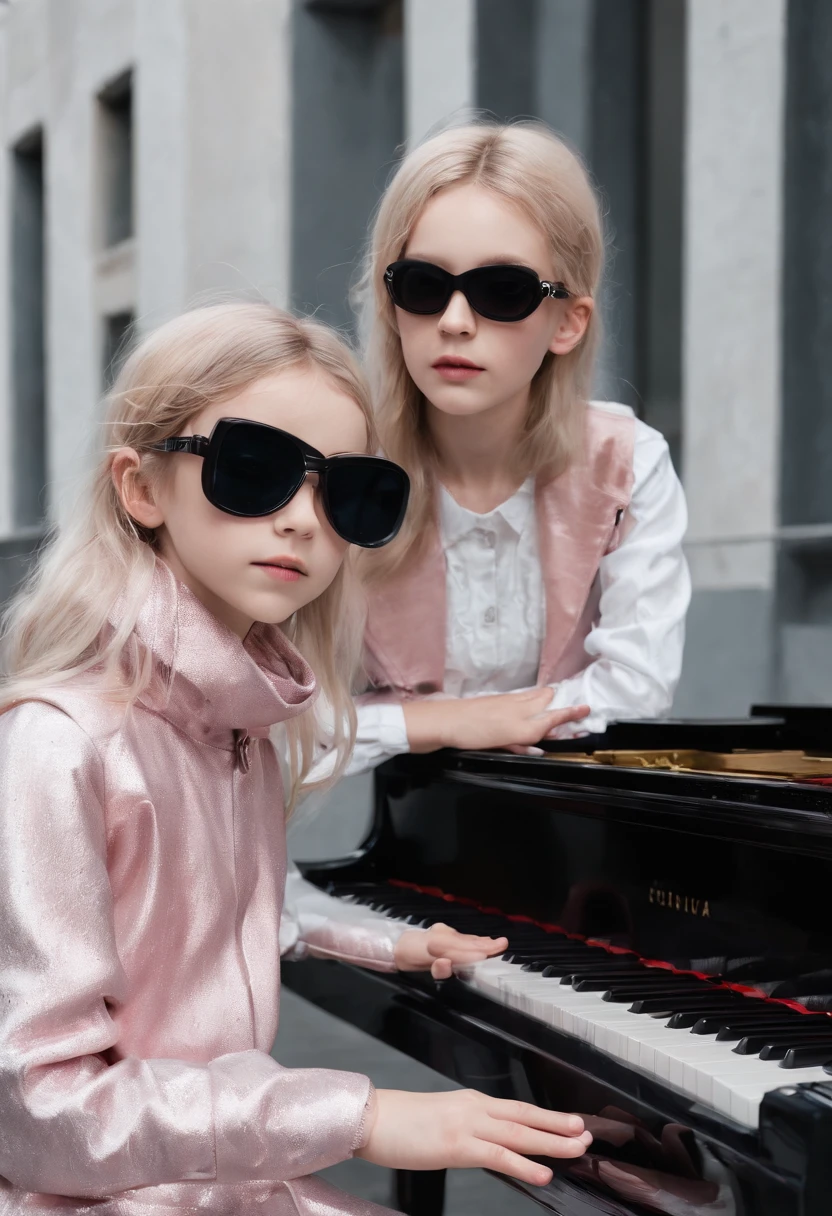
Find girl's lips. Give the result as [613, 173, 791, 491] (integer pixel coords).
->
[254, 563, 303, 583]
[433, 363, 484, 382]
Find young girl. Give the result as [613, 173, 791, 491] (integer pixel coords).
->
[0, 303, 591, 1214]
[350, 121, 690, 768]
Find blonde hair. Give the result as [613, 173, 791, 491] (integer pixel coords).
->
[0, 302, 374, 810]
[359, 119, 604, 578]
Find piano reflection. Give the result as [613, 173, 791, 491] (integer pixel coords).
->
[284, 705, 832, 1216]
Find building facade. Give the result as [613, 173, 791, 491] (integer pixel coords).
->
[1, 0, 830, 715]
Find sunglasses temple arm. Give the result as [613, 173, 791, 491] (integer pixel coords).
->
[151, 436, 210, 457]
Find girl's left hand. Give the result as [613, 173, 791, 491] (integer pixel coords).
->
[394, 924, 508, 979]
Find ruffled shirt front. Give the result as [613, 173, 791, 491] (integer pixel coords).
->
[0, 560, 402, 1215]
[350, 412, 690, 772]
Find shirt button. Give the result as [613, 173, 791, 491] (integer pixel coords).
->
[484, 606, 496, 624]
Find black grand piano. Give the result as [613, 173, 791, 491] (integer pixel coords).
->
[283, 706, 832, 1216]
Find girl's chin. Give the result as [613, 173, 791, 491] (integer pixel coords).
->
[425, 394, 509, 419]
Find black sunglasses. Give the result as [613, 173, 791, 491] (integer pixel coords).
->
[384, 259, 570, 323]
[152, 417, 410, 548]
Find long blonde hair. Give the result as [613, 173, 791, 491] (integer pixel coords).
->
[359, 120, 604, 579]
[0, 302, 374, 809]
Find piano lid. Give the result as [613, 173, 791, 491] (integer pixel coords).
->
[542, 716, 789, 754]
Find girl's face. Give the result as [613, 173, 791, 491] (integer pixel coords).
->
[396, 182, 592, 423]
[115, 366, 368, 638]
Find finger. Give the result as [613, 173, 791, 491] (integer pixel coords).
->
[428, 928, 508, 948]
[533, 706, 590, 736]
[545, 703, 590, 723]
[485, 1101, 587, 1137]
[427, 942, 505, 962]
[481, 1121, 592, 1161]
[472, 1142, 554, 1186]
[430, 958, 453, 980]
[428, 947, 491, 964]
[427, 928, 508, 951]
[505, 744, 544, 756]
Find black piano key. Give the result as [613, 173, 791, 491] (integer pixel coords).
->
[540, 956, 651, 979]
[521, 955, 619, 972]
[511, 949, 598, 967]
[780, 1043, 832, 1068]
[712, 1016, 820, 1040]
[603, 985, 713, 1005]
[570, 969, 701, 991]
[733, 1030, 832, 1056]
[601, 977, 714, 1000]
[628, 992, 748, 1015]
[667, 1001, 760, 1029]
[505, 943, 594, 959]
[758, 1034, 832, 1061]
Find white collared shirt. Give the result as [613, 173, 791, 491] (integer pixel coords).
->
[347, 408, 690, 774]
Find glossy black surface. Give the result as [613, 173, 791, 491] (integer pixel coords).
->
[285, 728, 832, 1215]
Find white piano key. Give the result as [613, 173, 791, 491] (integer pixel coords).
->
[329, 893, 816, 1131]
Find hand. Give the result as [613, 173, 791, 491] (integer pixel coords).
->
[394, 923, 508, 980]
[404, 688, 590, 755]
[356, 1089, 592, 1185]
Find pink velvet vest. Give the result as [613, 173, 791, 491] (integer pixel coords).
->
[363, 404, 635, 699]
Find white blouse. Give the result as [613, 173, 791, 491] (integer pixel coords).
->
[347, 406, 690, 775]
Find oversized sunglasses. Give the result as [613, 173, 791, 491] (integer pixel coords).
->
[152, 417, 410, 548]
[384, 259, 570, 323]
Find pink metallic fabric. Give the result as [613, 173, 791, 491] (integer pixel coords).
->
[0, 561, 397, 1214]
[362, 402, 636, 698]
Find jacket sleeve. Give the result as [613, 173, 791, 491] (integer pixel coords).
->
[547, 422, 691, 736]
[0, 702, 372, 1199]
[298, 699, 410, 784]
[280, 864, 410, 971]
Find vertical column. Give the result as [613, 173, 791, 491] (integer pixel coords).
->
[45, 0, 99, 522]
[772, 0, 832, 702]
[532, 0, 648, 409]
[2, 0, 50, 539]
[0, 10, 12, 538]
[675, 0, 787, 714]
[11, 131, 46, 527]
[184, 0, 293, 306]
[534, 0, 592, 150]
[404, 0, 475, 146]
[135, 0, 188, 330]
[290, 0, 404, 330]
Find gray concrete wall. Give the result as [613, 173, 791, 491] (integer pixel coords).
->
[673, 587, 775, 717]
[291, 0, 403, 330]
[780, 0, 832, 528]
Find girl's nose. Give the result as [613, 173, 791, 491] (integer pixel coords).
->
[272, 477, 320, 537]
[438, 290, 477, 336]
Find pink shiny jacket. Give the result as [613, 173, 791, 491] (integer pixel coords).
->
[0, 561, 400, 1215]
[363, 403, 635, 700]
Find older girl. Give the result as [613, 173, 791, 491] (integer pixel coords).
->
[348, 121, 690, 768]
[0, 303, 590, 1214]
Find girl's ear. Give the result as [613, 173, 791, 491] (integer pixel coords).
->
[111, 447, 165, 529]
[548, 296, 594, 356]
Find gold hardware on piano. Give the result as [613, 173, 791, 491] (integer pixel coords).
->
[546, 748, 832, 779]
[648, 886, 711, 917]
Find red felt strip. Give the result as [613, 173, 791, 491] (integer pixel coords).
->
[388, 878, 826, 1017]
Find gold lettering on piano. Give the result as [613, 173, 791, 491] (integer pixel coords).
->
[649, 887, 710, 918]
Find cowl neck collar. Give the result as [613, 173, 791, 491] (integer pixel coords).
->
[132, 559, 317, 749]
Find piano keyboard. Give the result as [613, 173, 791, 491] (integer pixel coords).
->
[332, 881, 832, 1129]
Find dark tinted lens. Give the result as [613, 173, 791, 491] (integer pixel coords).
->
[325, 459, 408, 547]
[211, 423, 304, 516]
[393, 264, 451, 315]
[467, 266, 541, 320]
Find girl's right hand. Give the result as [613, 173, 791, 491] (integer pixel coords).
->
[355, 1089, 592, 1185]
[403, 688, 590, 754]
